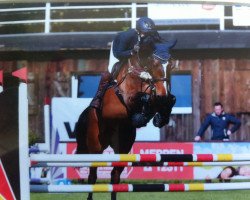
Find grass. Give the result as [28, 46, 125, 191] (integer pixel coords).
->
[31, 190, 250, 200]
[31, 180, 250, 200]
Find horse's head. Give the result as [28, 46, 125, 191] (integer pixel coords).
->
[128, 38, 171, 97]
[116, 38, 176, 128]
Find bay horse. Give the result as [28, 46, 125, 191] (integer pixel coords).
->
[75, 39, 175, 200]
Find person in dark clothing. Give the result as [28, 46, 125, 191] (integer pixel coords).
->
[194, 102, 241, 141]
[112, 17, 161, 60]
[91, 17, 162, 109]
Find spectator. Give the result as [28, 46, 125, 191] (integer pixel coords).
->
[194, 102, 241, 141]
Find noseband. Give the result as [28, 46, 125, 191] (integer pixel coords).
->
[115, 47, 170, 100]
[128, 55, 168, 95]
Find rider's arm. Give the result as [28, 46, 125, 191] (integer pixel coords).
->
[112, 30, 138, 60]
[112, 39, 133, 60]
[196, 114, 212, 138]
[113, 46, 133, 60]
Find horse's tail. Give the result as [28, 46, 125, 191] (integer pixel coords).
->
[74, 106, 91, 154]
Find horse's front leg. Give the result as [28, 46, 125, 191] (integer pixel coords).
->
[131, 93, 154, 128]
[110, 167, 124, 200]
[87, 167, 98, 200]
[153, 94, 176, 128]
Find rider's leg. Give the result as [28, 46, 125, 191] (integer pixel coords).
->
[90, 72, 112, 109]
[108, 42, 119, 73]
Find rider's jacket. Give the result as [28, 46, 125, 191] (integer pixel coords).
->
[112, 29, 139, 60]
[196, 112, 241, 140]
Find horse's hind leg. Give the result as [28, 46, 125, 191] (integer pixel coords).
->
[110, 166, 125, 200]
[110, 122, 136, 200]
[86, 108, 103, 200]
[87, 167, 98, 200]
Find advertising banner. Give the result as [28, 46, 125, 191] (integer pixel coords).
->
[52, 97, 161, 142]
[52, 97, 92, 142]
[193, 143, 250, 180]
[148, 4, 223, 25]
[66, 142, 193, 180]
[233, 5, 250, 26]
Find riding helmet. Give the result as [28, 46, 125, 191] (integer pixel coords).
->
[136, 17, 156, 34]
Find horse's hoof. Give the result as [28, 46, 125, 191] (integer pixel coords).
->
[153, 113, 169, 128]
[131, 113, 148, 128]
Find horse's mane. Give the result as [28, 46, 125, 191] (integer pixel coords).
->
[138, 36, 155, 59]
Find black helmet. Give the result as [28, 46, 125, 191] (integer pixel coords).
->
[136, 17, 156, 35]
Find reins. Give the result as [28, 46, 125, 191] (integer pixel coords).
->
[115, 45, 172, 99]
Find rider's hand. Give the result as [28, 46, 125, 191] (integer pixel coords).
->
[227, 130, 232, 136]
[194, 135, 201, 142]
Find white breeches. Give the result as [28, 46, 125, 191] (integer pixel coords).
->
[108, 41, 119, 73]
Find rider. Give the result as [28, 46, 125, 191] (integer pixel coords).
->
[90, 17, 162, 109]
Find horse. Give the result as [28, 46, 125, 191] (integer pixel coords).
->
[74, 39, 175, 200]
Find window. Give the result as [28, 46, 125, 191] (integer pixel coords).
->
[171, 72, 192, 114]
[77, 74, 101, 98]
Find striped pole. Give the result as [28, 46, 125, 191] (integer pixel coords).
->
[30, 153, 250, 163]
[30, 182, 250, 193]
[31, 161, 250, 168]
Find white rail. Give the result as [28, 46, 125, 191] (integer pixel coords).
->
[0, 3, 236, 34]
[0, 3, 144, 33]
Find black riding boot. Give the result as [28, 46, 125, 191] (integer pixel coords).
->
[90, 72, 112, 109]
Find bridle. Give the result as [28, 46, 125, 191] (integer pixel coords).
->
[116, 50, 169, 97]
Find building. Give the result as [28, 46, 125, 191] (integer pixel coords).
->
[0, 2, 249, 141]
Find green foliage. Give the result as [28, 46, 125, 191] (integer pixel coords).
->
[29, 131, 42, 146]
[122, 26, 130, 31]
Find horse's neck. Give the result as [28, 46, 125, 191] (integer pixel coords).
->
[115, 60, 140, 106]
[117, 61, 138, 88]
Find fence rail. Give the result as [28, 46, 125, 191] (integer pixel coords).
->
[0, 3, 241, 35]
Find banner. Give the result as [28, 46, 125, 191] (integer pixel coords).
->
[52, 97, 160, 142]
[148, 3, 223, 25]
[193, 143, 250, 180]
[66, 142, 193, 180]
[52, 97, 92, 142]
[233, 5, 250, 26]
[62, 142, 250, 181]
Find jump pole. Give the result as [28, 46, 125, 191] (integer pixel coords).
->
[30, 182, 250, 193]
[31, 161, 250, 168]
[30, 153, 250, 163]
